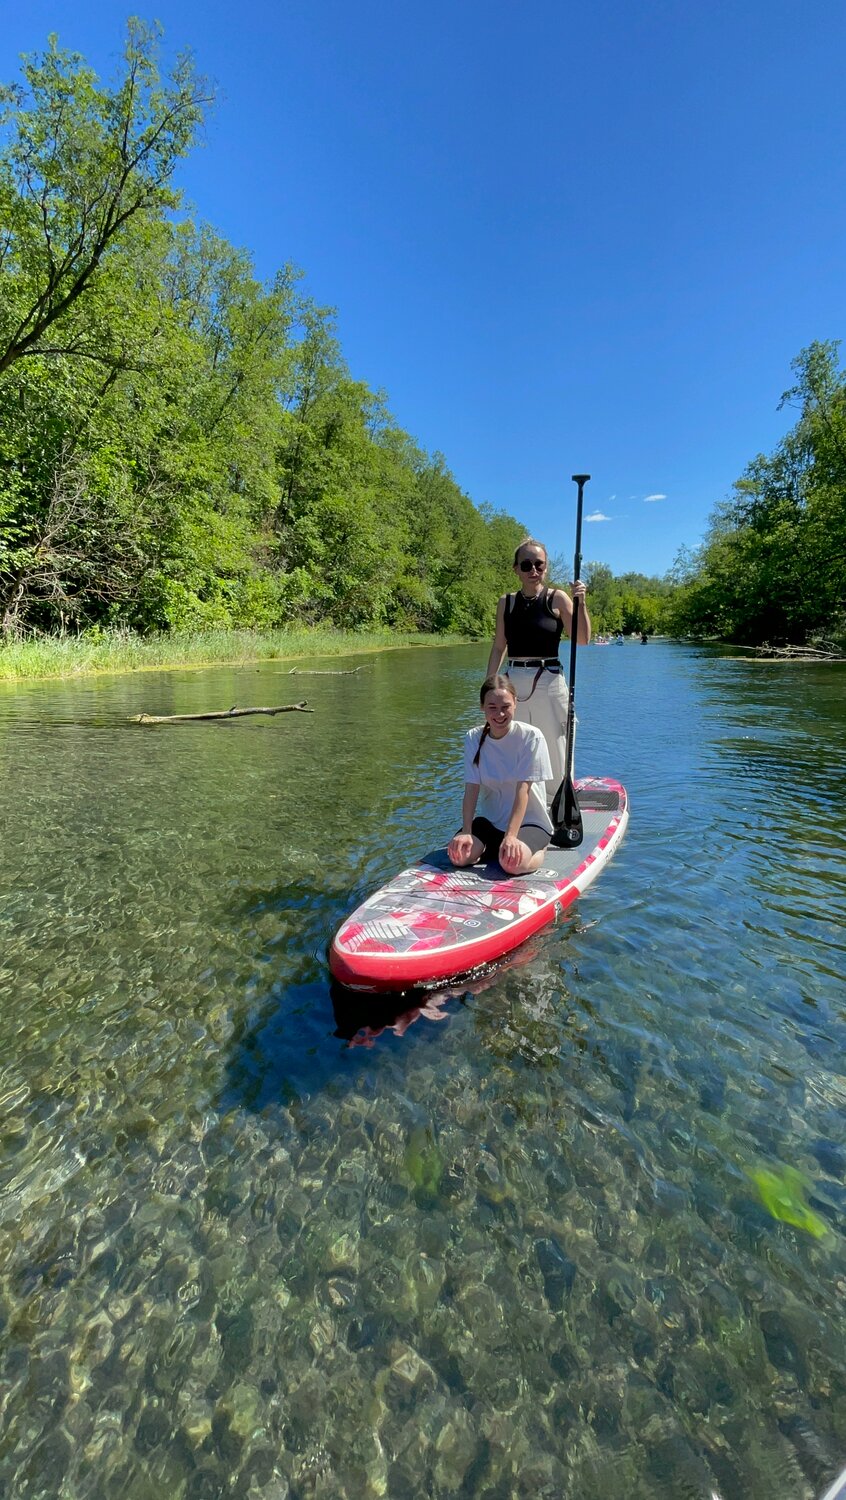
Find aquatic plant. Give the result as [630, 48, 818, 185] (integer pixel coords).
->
[404, 1126, 444, 1200]
[749, 1164, 828, 1239]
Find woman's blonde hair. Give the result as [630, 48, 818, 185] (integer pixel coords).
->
[513, 537, 548, 566]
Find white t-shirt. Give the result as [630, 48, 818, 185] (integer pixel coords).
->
[463, 721, 553, 834]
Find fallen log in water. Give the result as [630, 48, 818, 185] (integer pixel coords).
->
[286, 666, 363, 675]
[746, 644, 844, 661]
[129, 702, 313, 724]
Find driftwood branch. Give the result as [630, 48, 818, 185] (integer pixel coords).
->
[286, 666, 364, 675]
[743, 644, 845, 661]
[129, 702, 313, 724]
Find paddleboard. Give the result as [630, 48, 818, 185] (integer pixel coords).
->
[821, 1466, 846, 1500]
[329, 777, 628, 991]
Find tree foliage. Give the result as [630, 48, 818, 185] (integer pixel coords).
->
[0, 21, 211, 375]
[666, 342, 846, 645]
[0, 24, 523, 637]
[582, 561, 672, 635]
[4, 26, 841, 653]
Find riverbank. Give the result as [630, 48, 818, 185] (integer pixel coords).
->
[0, 626, 473, 684]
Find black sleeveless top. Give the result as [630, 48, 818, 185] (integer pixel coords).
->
[504, 588, 563, 658]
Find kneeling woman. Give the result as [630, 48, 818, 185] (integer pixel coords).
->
[447, 676, 553, 876]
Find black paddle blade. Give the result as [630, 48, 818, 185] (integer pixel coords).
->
[551, 821, 583, 849]
[550, 779, 584, 849]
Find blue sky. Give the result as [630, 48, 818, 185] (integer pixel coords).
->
[2, 1, 844, 577]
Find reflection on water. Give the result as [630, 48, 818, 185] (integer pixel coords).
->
[1, 643, 845, 1498]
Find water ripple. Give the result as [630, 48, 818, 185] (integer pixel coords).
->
[1, 645, 845, 1497]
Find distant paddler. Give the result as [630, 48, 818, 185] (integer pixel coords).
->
[486, 537, 590, 803]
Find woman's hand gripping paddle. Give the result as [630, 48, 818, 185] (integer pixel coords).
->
[550, 474, 589, 848]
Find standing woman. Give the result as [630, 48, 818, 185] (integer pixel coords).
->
[486, 538, 590, 803]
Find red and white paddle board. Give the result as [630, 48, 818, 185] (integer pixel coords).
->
[329, 777, 628, 991]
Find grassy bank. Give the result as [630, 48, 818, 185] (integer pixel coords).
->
[0, 626, 473, 684]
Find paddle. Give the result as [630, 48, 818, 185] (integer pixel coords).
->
[550, 473, 590, 848]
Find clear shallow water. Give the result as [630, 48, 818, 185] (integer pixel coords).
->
[1, 641, 845, 1500]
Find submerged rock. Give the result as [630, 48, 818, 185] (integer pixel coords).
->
[646, 1431, 717, 1494]
[811, 1137, 846, 1179]
[433, 1407, 478, 1490]
[534, 1237, 576, 1309]
[382, 1341, 438, 1411]
[760, 1309, 809, 1386]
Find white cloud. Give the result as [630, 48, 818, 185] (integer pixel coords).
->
[644, 493, 667, 502]
[586, 510, 611, 522]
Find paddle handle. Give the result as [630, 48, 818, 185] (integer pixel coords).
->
[571, 473, 589, 588]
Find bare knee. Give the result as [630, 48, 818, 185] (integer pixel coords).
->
[447, 835, 484, 867]
[500, 841, 545, 876]
[499, 840, 529, 875]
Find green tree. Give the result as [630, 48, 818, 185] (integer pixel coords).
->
[0, 21, 528, 640]
[584, 561, 623, 633]
[667, 343, 845, 644]
[0, 21, 211, 375]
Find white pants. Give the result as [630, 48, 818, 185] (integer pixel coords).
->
[507, 665, 571, 803]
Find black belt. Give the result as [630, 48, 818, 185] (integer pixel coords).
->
[508, 659, 562, 702]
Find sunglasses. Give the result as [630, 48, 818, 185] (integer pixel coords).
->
[519, 558, 545, 573]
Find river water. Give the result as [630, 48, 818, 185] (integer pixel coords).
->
[1, 641, 844, 1500]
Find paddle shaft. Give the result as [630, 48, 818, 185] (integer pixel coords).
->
[564, 473, 588, 773]
[551, 474, 589, 845]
